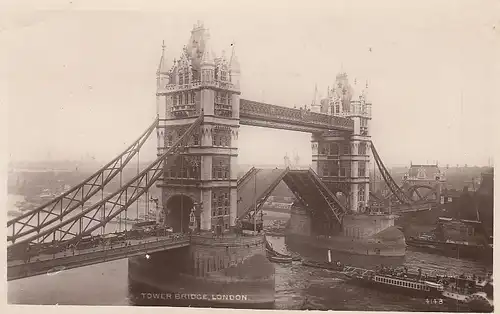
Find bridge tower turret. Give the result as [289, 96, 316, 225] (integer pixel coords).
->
[156, 22, 241, 234]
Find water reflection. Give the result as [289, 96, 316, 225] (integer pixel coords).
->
[8, 235, 492, 311]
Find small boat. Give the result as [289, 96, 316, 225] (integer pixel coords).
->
[302, 259, 345, 271]
[291, 254, 302, 262]
[301, 297, 315, 310]
[268, 255, 293, 263]
[302, 249, 343, 271]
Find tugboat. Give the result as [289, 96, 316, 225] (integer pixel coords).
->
[265, 238, 293, 263]
[441, 273, 494, 312]
[302, 259, 345, 271]
[268, 255, 293, 264]
[405, 217, 493, 261]
[302, 250, 345, 271]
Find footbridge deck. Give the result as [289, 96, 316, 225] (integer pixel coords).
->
[7, 234, 190, 281]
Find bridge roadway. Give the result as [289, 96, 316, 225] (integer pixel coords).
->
[7, 233, 190, 281]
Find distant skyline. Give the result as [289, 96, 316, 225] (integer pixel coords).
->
[2, 0, 498, 167]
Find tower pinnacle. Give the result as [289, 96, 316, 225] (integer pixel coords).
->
[229, 42, 240, 72]
[157, 40, 170, 76]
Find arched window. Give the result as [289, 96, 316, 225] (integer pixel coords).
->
[179, 72, 184, 85]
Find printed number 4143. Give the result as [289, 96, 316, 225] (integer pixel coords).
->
[426, 298, 443, 305]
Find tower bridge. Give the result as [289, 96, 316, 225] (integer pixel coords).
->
[7, 21, 436, 285]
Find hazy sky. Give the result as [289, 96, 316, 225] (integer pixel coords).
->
[2, 0, 499, 167]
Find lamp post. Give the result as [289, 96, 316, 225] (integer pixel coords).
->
[192, 202, 202, 234]
[150, 196, 159, 222]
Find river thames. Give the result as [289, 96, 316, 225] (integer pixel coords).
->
[8, 235, 491, 311]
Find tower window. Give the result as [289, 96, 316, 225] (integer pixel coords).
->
[343, 143, 350, 155]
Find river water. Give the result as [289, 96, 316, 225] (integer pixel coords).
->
[7, 197, 492, 311]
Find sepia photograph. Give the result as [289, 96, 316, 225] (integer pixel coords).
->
[3, 0, 497, 312]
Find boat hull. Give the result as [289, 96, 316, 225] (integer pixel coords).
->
[347, 275, 443, 298]
[285, 232, 406, 269]
[406, 238, 493, 262]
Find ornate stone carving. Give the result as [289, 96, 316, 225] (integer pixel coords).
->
[239, 99, 354, 132]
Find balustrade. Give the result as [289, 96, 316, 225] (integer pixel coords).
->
[160, 80, 237, 94]
[240, 100, 353, 129]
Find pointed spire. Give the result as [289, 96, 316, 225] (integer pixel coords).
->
[201, 30, 215, 66]
[229, 41, 240, 72]
[363, 79, 370, 103]
[157, 40, 170, 75]
[352, 77, 362, 101]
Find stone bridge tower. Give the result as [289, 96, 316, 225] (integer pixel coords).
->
[311, 74, 372, 212]
[156, 21, 241, 234]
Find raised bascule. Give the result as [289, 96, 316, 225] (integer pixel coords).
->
[6, 21, 440, 308]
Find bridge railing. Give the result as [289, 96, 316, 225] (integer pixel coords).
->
[236, 166, 257, 186]
[240, 99, 353, 130]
